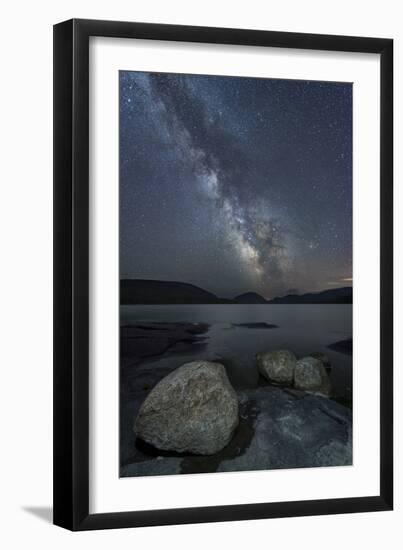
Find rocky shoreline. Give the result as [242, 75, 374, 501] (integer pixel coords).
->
[120, 322, 352, 477]
[121, 384, 352, 477]
[120, 322, 210, 368]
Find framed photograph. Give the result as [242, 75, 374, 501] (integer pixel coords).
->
[53, 19, 393, 530]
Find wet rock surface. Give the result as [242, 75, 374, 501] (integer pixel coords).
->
[121, 385, 351, 477]
[120, 322, 352, 477]
[120, 322, 209, 367]
[218, 386, 351, 472]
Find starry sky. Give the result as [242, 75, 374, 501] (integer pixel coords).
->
[120, 71, 352, 300]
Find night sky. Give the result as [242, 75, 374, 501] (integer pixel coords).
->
[120, 71, 352, 300]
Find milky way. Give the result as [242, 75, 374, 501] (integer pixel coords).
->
[120, 71, 352, 299]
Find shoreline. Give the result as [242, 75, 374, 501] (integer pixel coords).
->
[120, 321, 353, 477]
[121, 384, 352, 478]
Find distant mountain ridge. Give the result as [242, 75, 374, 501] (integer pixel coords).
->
[267, 287, 352, 304]
[120, 279, 231, 304]
[120, 279, 352, 305]
[234, 292, 268, 304]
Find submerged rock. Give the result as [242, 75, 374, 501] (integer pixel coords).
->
[123, 385, 352, 477]
[294, 356, 331, 396]
[327, 338, 353, 355]
[134, 361, 239, 455]
[256, 349, 297, 384]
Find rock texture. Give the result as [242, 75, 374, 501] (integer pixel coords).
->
[256, 350, 297, 384]
[122, 385, 352, 477]
[294, 356, 331, 396]
[309, 352, 332, 370]
[218, 386, 352, 472]
[134, 361, 239, 455]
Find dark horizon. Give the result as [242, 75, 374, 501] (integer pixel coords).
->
[120, 71, 352, 300]
[120, 276, 352, 301]
[120, 277, 352, 305]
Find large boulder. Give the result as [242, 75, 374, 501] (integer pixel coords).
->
[134, 361, 239, 455]
[294, 356, 331, 396]
[256, 350, 296, 384]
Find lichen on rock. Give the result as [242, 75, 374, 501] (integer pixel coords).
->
[294, 356, 332, 397]
[256, 349, 297, 384]
[134, 361, 239, 455]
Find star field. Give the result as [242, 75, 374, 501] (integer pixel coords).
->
[120, 71, 352, 299]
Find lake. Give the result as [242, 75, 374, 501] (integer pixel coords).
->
[120, 304, 352, 401]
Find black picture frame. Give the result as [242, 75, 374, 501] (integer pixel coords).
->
[53, 18, 393, 531]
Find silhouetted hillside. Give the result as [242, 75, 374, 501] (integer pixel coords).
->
[121, 280, 352, 305]
[268, 287, 352, 304]
[120, 279, 232, 304]
[234, 292, 267, 304]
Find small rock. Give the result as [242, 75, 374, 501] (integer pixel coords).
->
[294, 356, 331, 397]
[256, 350, 297, 384]
[309, 352, 332, 370]
[134, 361, 239, 455]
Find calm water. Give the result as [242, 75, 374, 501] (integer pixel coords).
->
[121, 304, 352, 400]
